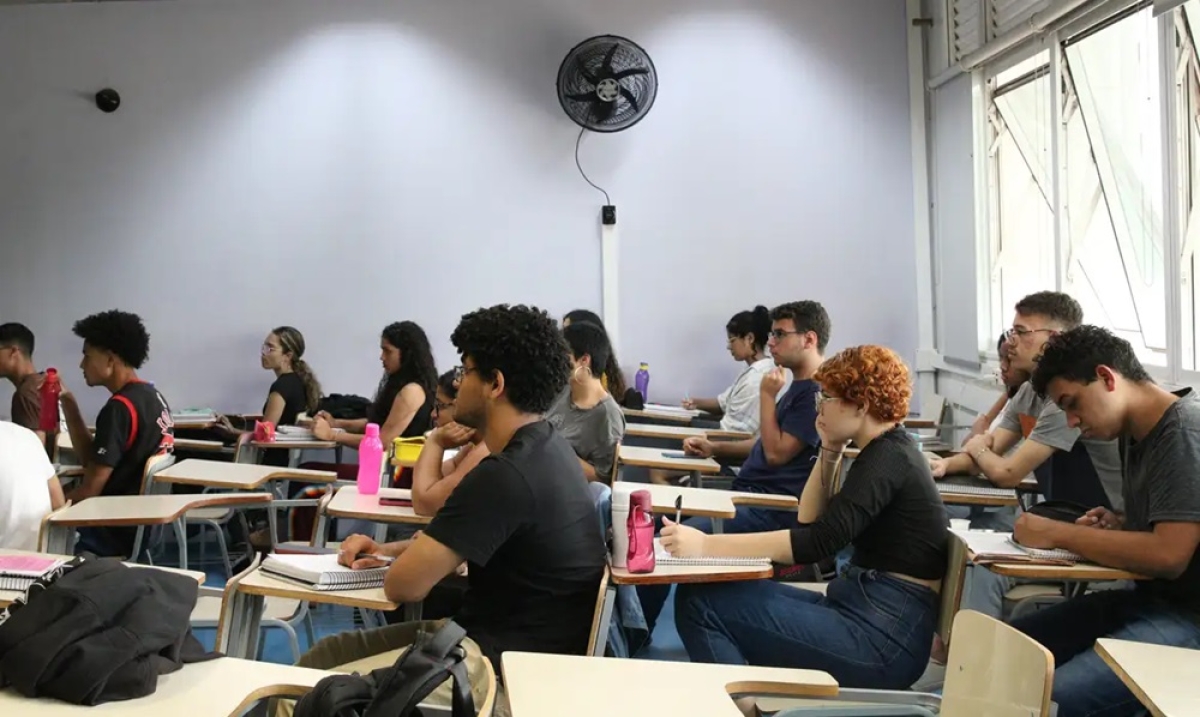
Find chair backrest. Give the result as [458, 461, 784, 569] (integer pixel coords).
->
[610, 440, 622, 483]
[585, 564, 612, 657]
[942, 610, 1054, 717]
[936, 533, 970, 645]
[213, 552, 264, 653]
[139, 450, 177, 495]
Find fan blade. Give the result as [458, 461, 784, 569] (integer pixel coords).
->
[565, 92, 597, 103]
[619, 86, 640, 115]
[575, 57, 598, 85]
[612, 67, 649, 81]
[600, 43, 619, 75]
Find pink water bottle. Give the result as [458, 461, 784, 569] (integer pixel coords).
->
[39, 368, 61, 433]
[357, 423, 384, 496]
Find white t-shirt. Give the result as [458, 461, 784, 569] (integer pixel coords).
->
[0, 421, 55, 551]
[716, 357, 790, 434]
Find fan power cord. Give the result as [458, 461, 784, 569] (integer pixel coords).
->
[574, 126, 611, 205]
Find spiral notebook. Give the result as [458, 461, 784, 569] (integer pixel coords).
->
[0, 556, 66, 592]
[950, 529, 1083, 564]
[936, 482, 1016, 499]
[262, 553, 388, 591]
[652, 539, 771, 567]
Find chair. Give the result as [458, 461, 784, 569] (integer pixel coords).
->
[202, 553, 317, 663]
[185, 433, 255, 577]
[774, 610, 1054, 717]
[126, 451, 178, 563]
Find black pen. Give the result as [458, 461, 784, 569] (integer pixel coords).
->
[674, 495, 683, 524]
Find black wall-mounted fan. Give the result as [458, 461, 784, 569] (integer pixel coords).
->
[557, 35, 658, 133]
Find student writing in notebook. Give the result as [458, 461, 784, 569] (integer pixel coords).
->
[58, 310, 174, 558]
[663, 346, 947, 708]
[0, 421, 65, 551]
[1006, 326, 1200, 717]
[410, 369, 490, 517]
[311, 321, 437, 477]
[544, 321, 625, 483]
[0, 323, 56, 454]
[292, 305, 606, 717]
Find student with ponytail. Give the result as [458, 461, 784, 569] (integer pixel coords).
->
[683, 305, 786, 434]
[562, 309, 630, 403]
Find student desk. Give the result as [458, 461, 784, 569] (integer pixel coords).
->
[624, 424, 752, 442]
[1095, 638, 1200, 717]
[610, 562, 775, 586]
[249, 440, 341, 468]
[58, 432, 229, 456]
[621, 406, 700, 425]
[619, 482, 795, 534]
[617, 445, 722, 487]
[316, 485, 431, 546]
[502, 652, 838, 717]
[0, 656, 334, 717]
[220, 565, 400, 661]
[0, 549, 206, 609]
[984, 561, 1146, 582]
[155, 459, 336, 491]
[41, 493, 272, 569]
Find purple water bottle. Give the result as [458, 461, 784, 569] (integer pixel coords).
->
[635, 363, 650, 403]
[357, 423, 384, 496]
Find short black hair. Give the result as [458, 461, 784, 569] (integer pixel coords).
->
[72, 310, 150, 369]
[562, 321, 612, 379]
[0, 323, 34, 356]
[1031, 325, 1152, 395]
[1015, 291, 1083, 329]
[437, 369, 458, 399]
[770, 300, 832, 352]
[452, 304, 570, 414]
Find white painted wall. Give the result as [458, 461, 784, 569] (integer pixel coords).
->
[0, 0, 917, 420]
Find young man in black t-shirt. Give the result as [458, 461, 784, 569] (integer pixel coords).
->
[60, 310, 173, 557]
[300, 305, 607, 715]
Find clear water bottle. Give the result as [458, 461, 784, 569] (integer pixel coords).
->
[635, 363, 650, 403]
[357, 423, 384, 496]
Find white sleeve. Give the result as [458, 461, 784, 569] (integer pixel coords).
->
[719, 372, 765, 434]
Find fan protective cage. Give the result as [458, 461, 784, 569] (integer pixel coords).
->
[557, 34, 657, 133]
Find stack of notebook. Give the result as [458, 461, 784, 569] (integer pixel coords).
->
[273, 426, 316, 442]
[0, 555, 66, 592]
[651, 539, 771, 567]
[950, 529, 1083, 563]
[262, 553, 389, 591]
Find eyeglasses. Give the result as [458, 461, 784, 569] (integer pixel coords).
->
[1005, 327, 1055, 342]
[434, 400, 455, 413]
[814, 390, 840, 410]
[769, 329, 802, 341]
[453, 365, 480, 382]
[260, 344, 278, 356]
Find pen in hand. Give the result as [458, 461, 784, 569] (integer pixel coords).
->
[674, 495, 683, 525]
[355, 552, 395, 565]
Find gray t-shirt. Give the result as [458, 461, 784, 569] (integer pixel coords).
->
[998, 382, 1124, 511]
[1124, 388, 1200, 607]
[544, 388, 626, 482]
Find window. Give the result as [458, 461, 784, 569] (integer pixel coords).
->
[982, 5, 1168, 366]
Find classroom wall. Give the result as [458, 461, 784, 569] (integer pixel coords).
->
[0, 0, 918, 421]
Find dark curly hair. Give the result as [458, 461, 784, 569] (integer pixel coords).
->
[1015, 291, 1083, 329]
[814, 345, 911, 422]
[771, 300, 832, 352]
[1031, 325, 1151, 396]
[370, 321, 438, 426]
[454, 304, 570, 414]
[72, 310, 150, 369]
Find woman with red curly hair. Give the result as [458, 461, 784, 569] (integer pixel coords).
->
[662, 345, 948, 698]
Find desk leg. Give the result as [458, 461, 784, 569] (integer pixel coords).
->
[593, 585, 616, 657]
[44, 525, 73, 555]
[404, 601, 424, 622]
[268, 508, 282, 550]
[373, 522, 388, 544]
[690, 470, 703, 489]
[172, 518, 189, 570]
[313, 513, 328, 549]
[288, 449, 300, 468]
[711, 519, 724, 534]
[234, 593, 266, 660]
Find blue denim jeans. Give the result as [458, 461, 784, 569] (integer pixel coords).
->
[675, 566, 938, 689]
[1011, 587, 1200, 717]
[636, 506, 797, 635]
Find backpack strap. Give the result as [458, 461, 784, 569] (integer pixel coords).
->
[363, 621, 476, 717]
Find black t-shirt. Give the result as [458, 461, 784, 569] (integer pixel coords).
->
[92, 382, 174, 497]
[422, 420, 607, 671]
[790, 427, 948, 580]
[267, 373, 307, 426]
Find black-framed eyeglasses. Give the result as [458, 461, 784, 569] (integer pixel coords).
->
[454, 365, 480, 382]
[1005, 327, 1055, 342]
[434, 400, 455, 413]
[769, 329, 802, 341]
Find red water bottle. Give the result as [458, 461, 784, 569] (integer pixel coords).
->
[39, 368, 61, 433]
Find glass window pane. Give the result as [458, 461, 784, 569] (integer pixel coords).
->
[1063, 6, 1166, 366]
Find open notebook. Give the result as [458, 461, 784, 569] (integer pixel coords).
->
[652, 539, 771, 567]
[262, 553, 389, 591]
[0, 556, 66, 592]
[950, 529, 1083, 564]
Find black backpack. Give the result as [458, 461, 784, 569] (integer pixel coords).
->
[293, 621, 476, 717]
[315, 394, 373, 420]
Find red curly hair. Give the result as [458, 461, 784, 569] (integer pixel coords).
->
[813, 345, 911, 422]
